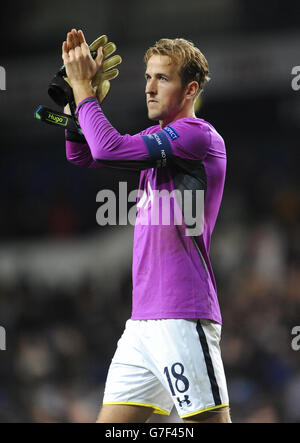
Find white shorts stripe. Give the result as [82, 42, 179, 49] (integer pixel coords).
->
[196, 320, 222, 406]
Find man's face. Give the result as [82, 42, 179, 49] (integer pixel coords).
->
[145, 55, 186, 122]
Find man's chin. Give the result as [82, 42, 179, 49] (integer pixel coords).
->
[148, 111, 161, 121]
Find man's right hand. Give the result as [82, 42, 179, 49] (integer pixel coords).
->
[62, 29, 103, 88]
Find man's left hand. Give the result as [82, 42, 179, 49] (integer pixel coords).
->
[62, 29, 103, 104]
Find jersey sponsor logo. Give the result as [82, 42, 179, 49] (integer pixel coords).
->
[163, 125, 180, 141]
[136, 180, 154, 212]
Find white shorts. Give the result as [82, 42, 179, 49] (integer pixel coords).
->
[102, 318, 229, 419]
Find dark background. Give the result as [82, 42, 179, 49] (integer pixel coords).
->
[0, 0, 299, 422]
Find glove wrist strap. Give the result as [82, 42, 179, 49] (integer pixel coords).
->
[34, 105, 83, 134]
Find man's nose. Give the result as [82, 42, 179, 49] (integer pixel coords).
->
[145, 78, 157, 95]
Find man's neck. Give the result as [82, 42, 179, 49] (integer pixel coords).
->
[159, 107, 196, 128]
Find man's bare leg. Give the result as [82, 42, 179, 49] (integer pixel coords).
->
[183, 406, 231, 423]
[96, 404, 154, 423]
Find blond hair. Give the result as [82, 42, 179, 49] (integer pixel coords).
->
[144, 38, 210, 97]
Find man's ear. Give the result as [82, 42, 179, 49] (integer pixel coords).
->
[185, 81, 199, 100]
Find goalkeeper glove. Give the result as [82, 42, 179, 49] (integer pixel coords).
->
[48, 34, 122, 112]
[89, 35, 122, 103]
[35, 34, 121, 137]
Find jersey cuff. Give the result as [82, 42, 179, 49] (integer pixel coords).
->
[141, 131, 173, 168]
[75, 96, 98, 116]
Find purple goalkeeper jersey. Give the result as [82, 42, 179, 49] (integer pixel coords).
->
[66, 97, 226, 324]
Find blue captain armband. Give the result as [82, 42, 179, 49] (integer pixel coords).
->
[141, 131, 173, 168]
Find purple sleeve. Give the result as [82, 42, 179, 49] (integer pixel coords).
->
[76, 97, 150, 162]
[73, 97, 212, 169]
[159, 118, 212, 161]
[65, 135, 103, 168]
[65, 136, 150, 170]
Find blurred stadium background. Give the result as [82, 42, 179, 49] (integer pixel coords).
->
[0, 0, 299, 423]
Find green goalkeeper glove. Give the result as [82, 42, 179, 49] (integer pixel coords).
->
[63, 35, 122, 141]
[35, 34, 122, 138]
[89, 35, 122, 103]
[48, 34, 122, 111]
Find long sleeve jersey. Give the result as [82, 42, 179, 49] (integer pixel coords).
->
[66, 97, 227, 324]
